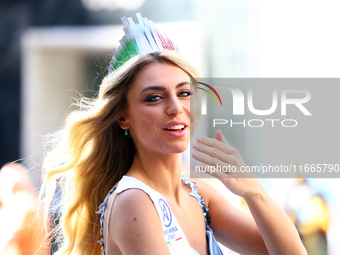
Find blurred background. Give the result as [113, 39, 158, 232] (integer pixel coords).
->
[1, 0, 340, 254]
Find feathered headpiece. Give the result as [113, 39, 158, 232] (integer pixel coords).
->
[108, 13, 179, 73]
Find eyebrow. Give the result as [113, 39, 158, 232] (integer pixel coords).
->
[140, 81, 190, 94]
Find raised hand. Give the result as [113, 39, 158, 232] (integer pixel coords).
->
[192, 129, 264, 198]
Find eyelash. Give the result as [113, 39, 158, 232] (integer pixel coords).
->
[178, 90, 192, 97]
[145, 90, 192, 102]
[146, 95, 163, 102]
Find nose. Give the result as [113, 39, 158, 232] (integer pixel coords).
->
[165, 93, 183, 116]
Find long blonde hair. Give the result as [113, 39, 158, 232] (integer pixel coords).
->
[41, 50, 201, 254]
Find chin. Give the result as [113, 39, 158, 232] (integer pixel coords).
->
[165, 143, 189, 154]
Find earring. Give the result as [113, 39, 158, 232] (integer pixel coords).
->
[124, 129, 128, 136]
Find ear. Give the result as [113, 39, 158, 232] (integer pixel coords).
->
[118, 115, 130, 130]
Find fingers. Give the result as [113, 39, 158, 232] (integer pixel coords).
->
[192, 148, 233, 168]
[195, 133, 237, 156]
[215, 129, 228, 144]
[192, 142, 237, 166]
[192, 130, 245, 177]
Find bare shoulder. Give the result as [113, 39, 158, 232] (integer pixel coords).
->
[108, 188, 170, 255]
[110, 188, 156, 218]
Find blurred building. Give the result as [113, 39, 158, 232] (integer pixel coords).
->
[0, 0, 197, 171]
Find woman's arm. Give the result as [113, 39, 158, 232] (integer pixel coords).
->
[192, 130, 307, 255]
[109, 189, 171, 255]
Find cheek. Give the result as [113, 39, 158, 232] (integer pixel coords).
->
[130, 109, 163, 148]
[130, 106, 161, 130]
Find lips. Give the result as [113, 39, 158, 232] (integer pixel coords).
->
[165, 124, 185, 131]
[162, 121, 188, 138]
[162, 120, 188, 130]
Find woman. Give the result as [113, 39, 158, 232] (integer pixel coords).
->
[41, 15, 306, 255]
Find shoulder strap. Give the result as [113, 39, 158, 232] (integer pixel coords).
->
[181, 175, 224, 255]
[96, 184, 118, 255]
[181, 174, 210, 225]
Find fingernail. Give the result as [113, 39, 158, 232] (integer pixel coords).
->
[192, 151, 198, 158]
[196, 136, 203, 142]
[192, 143, 199, 149]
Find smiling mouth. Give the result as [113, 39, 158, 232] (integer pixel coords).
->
[164, 125, 186, 131]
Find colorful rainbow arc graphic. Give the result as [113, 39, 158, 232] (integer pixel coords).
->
[197, 82, 223, 106]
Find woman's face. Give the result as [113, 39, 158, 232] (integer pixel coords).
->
[122, 62, 195, 156]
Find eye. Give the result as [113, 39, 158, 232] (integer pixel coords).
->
[178, 90, 192, 97]
[145, 94, 163, 102]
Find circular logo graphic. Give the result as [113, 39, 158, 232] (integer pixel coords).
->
[158, 198, 172, 228]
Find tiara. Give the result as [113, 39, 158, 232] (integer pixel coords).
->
[108, 13, 179, 73]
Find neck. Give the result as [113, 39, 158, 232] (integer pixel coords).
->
[127, 150, 183, 200]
